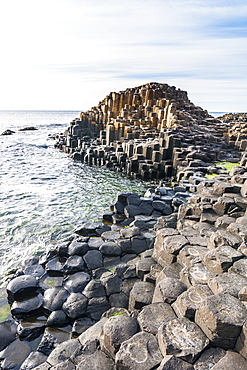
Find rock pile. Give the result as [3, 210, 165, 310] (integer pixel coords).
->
[1, 167, 247, 369]
[55, 83, 239, 181]
[220, 113, 247, 150]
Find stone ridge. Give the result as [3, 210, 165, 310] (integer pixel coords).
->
[55, 82, 239, 181]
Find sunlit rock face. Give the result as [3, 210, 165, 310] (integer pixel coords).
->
[57, 82, 240, 181]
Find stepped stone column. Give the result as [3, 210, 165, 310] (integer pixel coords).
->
[106, 125, 115, 145]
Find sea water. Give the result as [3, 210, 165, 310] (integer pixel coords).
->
[0, 111, 148, 286]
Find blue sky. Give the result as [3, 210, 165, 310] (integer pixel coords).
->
[0, 0, 246, 112]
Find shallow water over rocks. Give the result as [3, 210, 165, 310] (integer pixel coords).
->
[0, 111, 148, 285]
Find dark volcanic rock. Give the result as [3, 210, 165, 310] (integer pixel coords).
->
[19, 351, 48, 370]
[7, 275, 39, 303]
[1, 129, 15, 135]
[11, 293, 43, 318]
[19, 126, 38, 131]
[128, 281, 155, 311]
[43, 287, 69, 311]
[83, 250, 103, 270]
[63, 255, 85, 274]
[86, 296, 111, 320]
[0, 338, 32, 369]
[195, 292, 247, 349]
[63, 271, 90, 293]
[0, 319, 18, 351]
[76, 350, 115, 370]
[157, 355, 194, 370]
[137, 302, 177, 335]
[46, 310, 69, 327]
[68, 240, 89, 256]
[62, 292, 88, 319]
[152, 277, 187, 304]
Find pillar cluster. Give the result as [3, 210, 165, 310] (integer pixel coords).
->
[56, 82, 236, 180]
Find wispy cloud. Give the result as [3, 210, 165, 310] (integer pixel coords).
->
[0, 0, 246, 111]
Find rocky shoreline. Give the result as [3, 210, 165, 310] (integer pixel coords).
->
[1, 83, 247, 369]
[1, 168, 247, 369]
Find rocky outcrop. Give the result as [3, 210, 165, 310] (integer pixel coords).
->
[1, 84, 247, 369]
[1, 129, 15, 135]
[19, 127, 38, 131]
[55, 83, 240, 181]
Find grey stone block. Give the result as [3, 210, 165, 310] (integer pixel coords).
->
[43, 287, 69, 311]
[208, 271, 247, 297]
[158, 317, 209, 363]
[180, 263, 216, 287]
[137, 302, 177, 335]
[83, 280, 106, 298]
[83, 250, 103, 270]
[100, 315, 139, 358]
[76, 350, 115, 369]
[0, 319, 18, 351]
[99, 242, 122, 256]
[0, 338, 32, 370]
[230, 257, 247, 278]
[136, 257, 156, 279]
[195, 292, 247, 349]
[129, 281, 155, 311]
[86, 296, 111, 320]
[46, 339, 80, 366]
[177, 245, 208, 267]
[172, 285, 212, 321]
[115, 331, 163, 369]
[100, 272, 121, 296]
[157, 355, 194, 370]
[203, 246, 243, 274]
[208, 229, 242, 249]
[62, 292, 88, 319]
[209, 350, 247, 370]
[152, 277, 186, 304]
[193, 347, 226, 370]
[63, 272, 90, 293]
[235, 319, 247, 359]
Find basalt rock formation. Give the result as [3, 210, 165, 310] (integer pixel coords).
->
[1, 170, 247, 369]
[56, 83, 240, 181]
[1, 84, 247, 369]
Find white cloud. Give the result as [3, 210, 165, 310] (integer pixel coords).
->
[0, 0, 246, 111]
